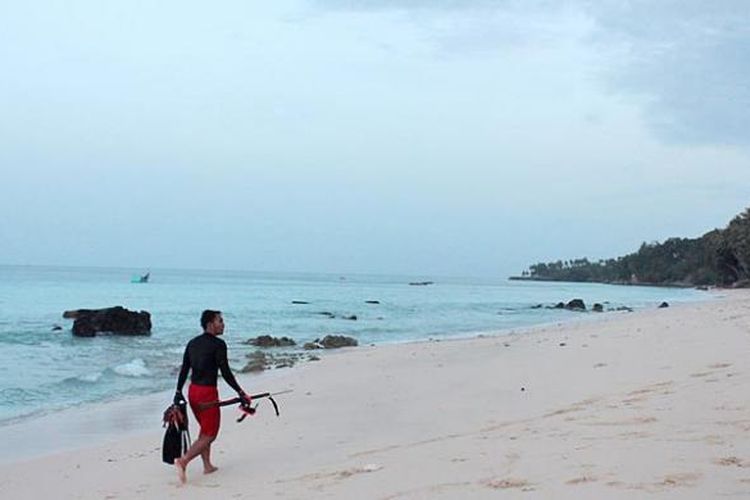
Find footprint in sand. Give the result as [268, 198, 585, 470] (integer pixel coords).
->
[657, 472, 702, 488]
[715, 456, 749, 468]
[482, 478, 534, 491]
[336, 464, 383, 479]
[708, 363, 732, 369]
[566, 476, 598, 485]
[627, 381, 674, 396]
[585, 416, 657, 426]
[607, 472, 701, 491]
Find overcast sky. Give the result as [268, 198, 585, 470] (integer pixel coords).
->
[1, 0, 748, 277]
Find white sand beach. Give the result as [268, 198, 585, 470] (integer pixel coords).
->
[1, 291, 749, 499]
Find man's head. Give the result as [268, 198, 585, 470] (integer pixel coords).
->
[201, 310, 225, 335]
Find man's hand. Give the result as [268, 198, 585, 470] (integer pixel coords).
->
[173, 391, 185, 405]
[238, 391, 251, 406]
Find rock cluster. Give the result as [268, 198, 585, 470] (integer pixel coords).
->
[240, 350, 320, 373]
[531, 299, 639, 313]
[245, 335, 296, 347]
[303, 335, 358, 350]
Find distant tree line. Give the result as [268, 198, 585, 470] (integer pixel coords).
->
[516, 207, 750, 287]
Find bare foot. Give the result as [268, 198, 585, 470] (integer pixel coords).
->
[175, 458, 187, 484]
[204, 465, 219, 475]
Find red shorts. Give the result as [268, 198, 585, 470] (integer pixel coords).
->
[188, 384, 221, 437]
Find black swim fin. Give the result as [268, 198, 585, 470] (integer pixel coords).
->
[162, 402, 191, 465]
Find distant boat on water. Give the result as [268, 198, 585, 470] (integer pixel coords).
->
[131, 272, 150, 283]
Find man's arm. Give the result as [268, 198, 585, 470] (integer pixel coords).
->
[216, 341, 245, 395]
[174, 345, 190, 402]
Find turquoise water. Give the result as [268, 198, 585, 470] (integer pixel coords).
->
[0, 265, 709, 425]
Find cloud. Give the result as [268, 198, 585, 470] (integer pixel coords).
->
[586, 0, 750, 147]
[308, 0, 750, 148]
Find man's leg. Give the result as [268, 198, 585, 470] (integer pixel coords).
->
[175, 435, 216, 483]
[201, 443, 218, 474]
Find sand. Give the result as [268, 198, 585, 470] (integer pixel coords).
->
[1, 290, 749, 499]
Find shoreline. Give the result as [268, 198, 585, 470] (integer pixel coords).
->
[1, 290, 747, 498]
[0, 295, 718, 464]
[507, 275, 717, 289]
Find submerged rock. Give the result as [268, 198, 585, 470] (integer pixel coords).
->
[240, 350, 308, 372]
[320, 335, 358, 348]
[241, 351, 268, 372]
[592, 303, 604, 312]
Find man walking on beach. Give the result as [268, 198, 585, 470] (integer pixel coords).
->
[173, 310, 249, 484]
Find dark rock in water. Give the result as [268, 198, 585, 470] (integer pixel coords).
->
[291, 300, 309, 305]
[241, 351, 268, 372]
[551, 302, 565, 309]
[65, 306, 151, 337]
[658, 301, 669, 308]
[342, 315, 357, 321]
[565, 299, 586, 311]
[241, 351, 298, 372]
[320, 335, 358, 348]
[612, 306, 634, 312]
[52, 324, 63, 331]
[592, 303, 604, 313]
[241, 350, 309, 372]
[63, 309, 90, 319]
[304, 335, 358, 349]
[530, 304, 543, 309]
[316, 311, 335, 318]
[365, 300, 380, 304]
[408, 281, 434, 286]
[246, 335, 297, 347]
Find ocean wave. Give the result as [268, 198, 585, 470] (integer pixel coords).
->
[113, 358, 150, 377]
[77, 371, 103, 383]
[60, 371, 105, 386]
[0, 387, 42, 404]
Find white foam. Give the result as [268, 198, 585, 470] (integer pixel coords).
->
[78, 372, 102, 383]
[113, 358, 150, 377]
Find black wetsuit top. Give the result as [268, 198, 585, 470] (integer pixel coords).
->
[175, 333, 242, 393]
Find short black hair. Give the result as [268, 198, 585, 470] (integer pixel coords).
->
[201, 310, 222, 329]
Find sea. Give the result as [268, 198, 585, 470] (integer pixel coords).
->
[0, 265, 712, 428]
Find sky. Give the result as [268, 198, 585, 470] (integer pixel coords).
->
[1, 0, 749, 278]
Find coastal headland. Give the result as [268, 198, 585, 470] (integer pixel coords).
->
[0, 291, 748, 499]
